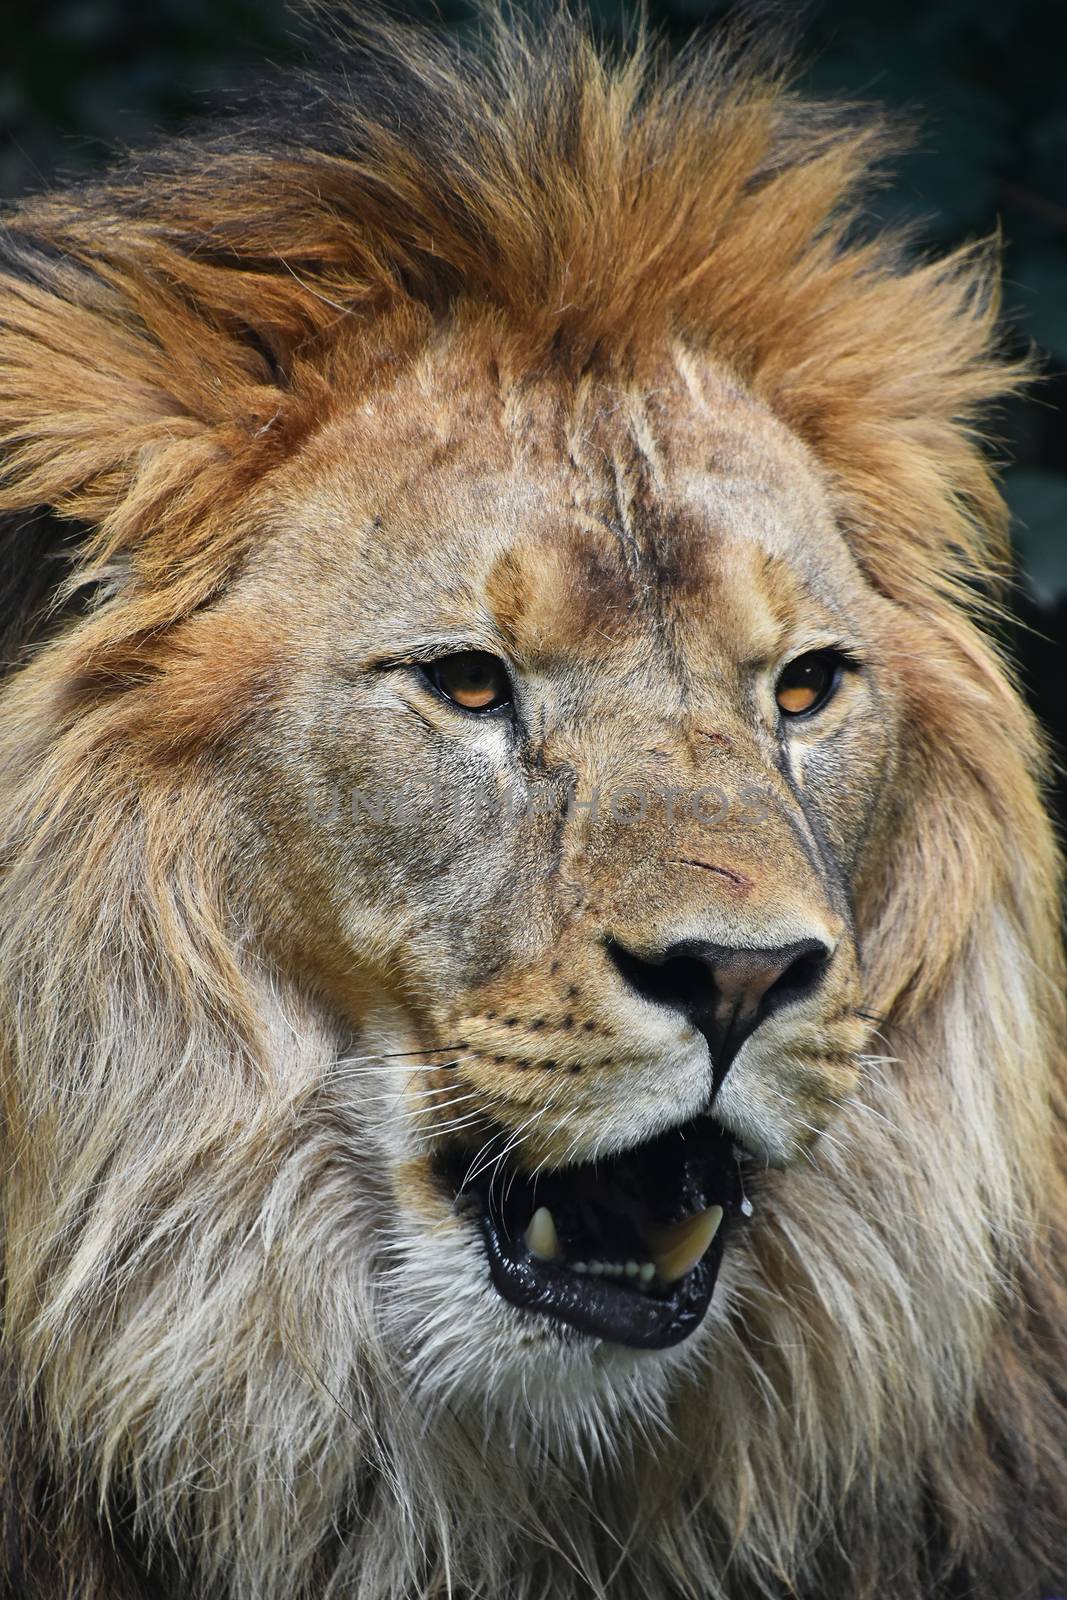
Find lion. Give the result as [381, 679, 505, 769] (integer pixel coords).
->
[0, 8, 1065, 1598]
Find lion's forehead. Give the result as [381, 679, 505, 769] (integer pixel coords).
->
[280, 341, 872, 680]
[480, 497, 854, 682]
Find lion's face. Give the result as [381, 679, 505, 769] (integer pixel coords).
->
[216, 331, 893, 1370]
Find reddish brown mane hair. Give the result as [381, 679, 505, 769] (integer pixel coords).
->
[0, 9, 1017, 654]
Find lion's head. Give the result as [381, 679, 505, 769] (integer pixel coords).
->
[1, 13, 1065, 1600]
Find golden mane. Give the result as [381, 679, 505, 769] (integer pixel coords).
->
[1, 10, 1065, 1600]
[0, 10, 1017, 626]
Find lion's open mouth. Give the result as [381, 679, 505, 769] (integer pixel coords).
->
[441, 1116, 751, 1349]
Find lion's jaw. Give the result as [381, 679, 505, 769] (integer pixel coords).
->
[228, 338, 890, 1395]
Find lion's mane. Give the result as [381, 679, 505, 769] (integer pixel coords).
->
[0, 11, 1065, 1600]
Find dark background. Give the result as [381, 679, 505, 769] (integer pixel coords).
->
[2, 0, 1065, 821]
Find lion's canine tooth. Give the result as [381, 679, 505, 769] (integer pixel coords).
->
[646, 1205, 724, 1284]
[525, 1206, 560, 1261]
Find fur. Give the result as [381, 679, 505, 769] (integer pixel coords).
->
[0, 9, 1065, 1599]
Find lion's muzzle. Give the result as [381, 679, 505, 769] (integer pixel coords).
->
[606, 934, 834, 1094]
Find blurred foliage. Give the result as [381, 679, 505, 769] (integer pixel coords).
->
[2, 0, 1065, 794]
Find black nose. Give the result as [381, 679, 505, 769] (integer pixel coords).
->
[607, 936, 832, 1088]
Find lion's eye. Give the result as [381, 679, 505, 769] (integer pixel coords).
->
[424, 651, 513, 713]
[776, 651, 842, 718]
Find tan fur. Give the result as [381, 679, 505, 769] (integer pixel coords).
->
[1, 11, 1065, 1599]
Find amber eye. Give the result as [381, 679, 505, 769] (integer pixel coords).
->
[424, 651, 513, 713]
[775, 651, 842, 718]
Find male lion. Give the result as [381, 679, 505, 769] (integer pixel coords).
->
[0, 10, 1064, 1599]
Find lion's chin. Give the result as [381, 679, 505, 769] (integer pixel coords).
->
[435, 1115, 754, 1350]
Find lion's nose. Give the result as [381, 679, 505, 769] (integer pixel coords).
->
[606, 936, 832, 1083]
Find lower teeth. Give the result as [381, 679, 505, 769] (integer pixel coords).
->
[523, 1204, 724, 1288]
[577, 1259, 654, 1279]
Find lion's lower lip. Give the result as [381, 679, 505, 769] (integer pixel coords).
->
[478, 1210, 725, 1348]
[441, 1116, 749, 1349]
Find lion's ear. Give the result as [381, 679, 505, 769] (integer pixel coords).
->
[0, 224, 320, 661]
